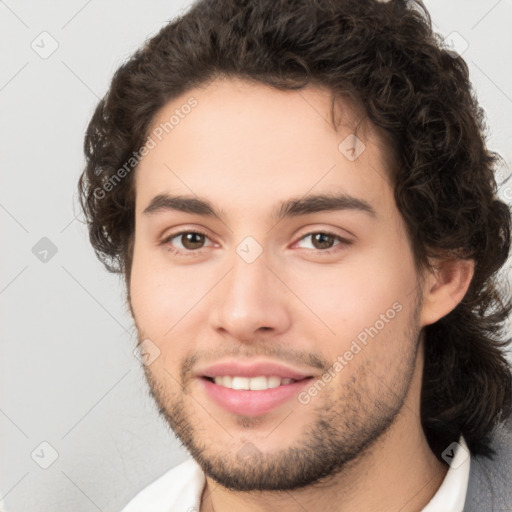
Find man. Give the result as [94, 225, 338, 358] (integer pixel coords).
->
[78, 0, 512, 510]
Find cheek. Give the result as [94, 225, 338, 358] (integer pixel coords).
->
[129, 243, 215, 340]
[130, 243, 176, 335]
[288, 251, 412, 342]
[130, 260, 194, 374]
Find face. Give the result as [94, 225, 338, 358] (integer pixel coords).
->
[129, 78, 425, 491]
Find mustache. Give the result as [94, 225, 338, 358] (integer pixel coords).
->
[179, 343, 329, 383]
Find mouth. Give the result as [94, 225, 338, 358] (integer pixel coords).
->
[199, 375, 314, 416]
[202, 375, 309, 390]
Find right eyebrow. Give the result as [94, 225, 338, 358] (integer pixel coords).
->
[143, 194, 222, 218]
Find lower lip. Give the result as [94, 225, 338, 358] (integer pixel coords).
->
[199, 377, 313, 417]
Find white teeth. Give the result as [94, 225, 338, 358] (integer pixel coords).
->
[231, 376, 250, 390]
[266, 376, 282, 389]
[211, 375, 296, 390]
[249, 376, 268, 390]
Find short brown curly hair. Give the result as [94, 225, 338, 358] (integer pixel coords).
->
[78, 0, 512, 459]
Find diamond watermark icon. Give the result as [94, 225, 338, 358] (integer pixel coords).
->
[31, 441, 59, 469]
[32, 237, 58, 263]
[441, 441, 469, 469]
[237, 442, 262, 460]
[31, 31, 59, 59]
[338, 134, 366, 161]
[443, 31, 469, 59]
[134, 338, 161, 366]
[236, 236, 263, 264]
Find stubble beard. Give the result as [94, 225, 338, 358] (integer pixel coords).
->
[138, 305, 422, 492]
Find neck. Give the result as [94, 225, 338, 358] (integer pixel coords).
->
[200, 345, 448, 512]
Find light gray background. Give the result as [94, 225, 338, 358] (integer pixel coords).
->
[1, 1, 511, 511]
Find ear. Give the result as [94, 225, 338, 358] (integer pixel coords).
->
[419, 258, 475, 327]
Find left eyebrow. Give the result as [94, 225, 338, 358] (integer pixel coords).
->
[142, 192, 377, 220]
[273, 193, 377, 220]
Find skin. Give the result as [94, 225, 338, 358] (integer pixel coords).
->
[129, 77, 474, 511]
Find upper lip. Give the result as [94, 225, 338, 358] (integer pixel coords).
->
[197, 360, 314, 380]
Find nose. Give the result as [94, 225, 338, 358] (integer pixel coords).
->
[208, 248, 292, 342]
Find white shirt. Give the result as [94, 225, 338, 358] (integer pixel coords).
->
[122, 437, 470, 512]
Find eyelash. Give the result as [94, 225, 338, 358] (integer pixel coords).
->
[161, 229, 352, 257]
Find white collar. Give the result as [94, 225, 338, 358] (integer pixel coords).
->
[421, 436, 471, 512]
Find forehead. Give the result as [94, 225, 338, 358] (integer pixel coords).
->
[134, 77, 394, 218]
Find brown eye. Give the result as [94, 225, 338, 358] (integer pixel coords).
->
[179, 232, 206, 250]
[310, 232, 336, 250]
[294, 231, 351, 255]
[162, 230, 213, 255]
